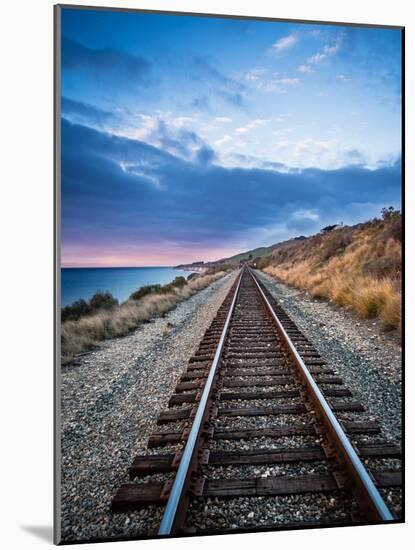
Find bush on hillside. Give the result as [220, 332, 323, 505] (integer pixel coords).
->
[256, 255, 272, 269]
[166, 276, 187, 289]
[130, 276, 188, 302]
[130, 284, 162, 301]
[61, 299, 91, 322]
[89, 291, 118, 310]
[61, 291, 118, 322]
[319, 228, 354, 262]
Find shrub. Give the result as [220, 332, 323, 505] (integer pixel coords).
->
[319, 229, 354, 262]
[158, 276, 186, 295]
[257, 255, 272, 269]
[130, 277, 188, 301]
[130, 284, 162, 301]
[166, 276, 187, 289]
[321, 224, 339, 233]
[89, 291, 118, 310]
[61, 292, 118, 322]
[61, 299, 91, 322]
[381, 213, 402, 242]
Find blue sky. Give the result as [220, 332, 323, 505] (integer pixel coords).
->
[60, 7, 402, 267]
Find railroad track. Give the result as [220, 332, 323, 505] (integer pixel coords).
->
[111, 267, 402, 535]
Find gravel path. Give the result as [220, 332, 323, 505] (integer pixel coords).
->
[59, 271, 237, 542]
[256, 270, 402, 444]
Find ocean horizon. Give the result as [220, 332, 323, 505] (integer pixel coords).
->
[61, 266, 194, 307]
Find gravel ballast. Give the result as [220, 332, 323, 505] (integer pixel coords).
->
[59, 272, 237, 542]
[59, 269, 402, 541]
[256, 270, 402, 445]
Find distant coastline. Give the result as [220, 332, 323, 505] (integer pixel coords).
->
[175, 265, 207, 273]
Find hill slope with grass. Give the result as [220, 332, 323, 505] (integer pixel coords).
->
[256, 208, 402, 333]
[213, 237, 308, 266]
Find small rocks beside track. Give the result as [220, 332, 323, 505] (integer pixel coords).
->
[60, 272, 237, 542]
[256, 271, 402, 445]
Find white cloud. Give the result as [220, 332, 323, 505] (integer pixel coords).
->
[292, 208, 320, 221]
[323, 42, 341, 55]
[271, 33, 298, 53]
[234, 119, 271, 136]
[244, 68, 267, 82]
[119, 163, 162, 189]
[308, 52, 326, 64]
[171, 116, 196, 128]
[214, 117, 232, 124]
[336, 74, 349, 82]
[122, 114, 158, 141]
[215, 134, 232, 146]
[243, 69, 300, 94]
[294, 138, 333, 155]
[301, 36, 343, 72]
[277, 77, 300, 86]
[297, 64, 314, 74]
[125, 112, 198, 141]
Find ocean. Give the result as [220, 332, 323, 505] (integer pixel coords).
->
[61, 267, 194, 307]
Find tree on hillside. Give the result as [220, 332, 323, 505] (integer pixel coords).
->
[321, 224, 338, 233]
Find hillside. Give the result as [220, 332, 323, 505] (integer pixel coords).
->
[257, 208, 402, 333]
[214, 245, 275, 265]
[212, 236, 307, 266]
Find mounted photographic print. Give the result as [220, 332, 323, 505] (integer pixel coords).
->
[54, 4, 404, 544]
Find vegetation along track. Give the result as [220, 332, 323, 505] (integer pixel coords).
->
[111, 266, 402, 536]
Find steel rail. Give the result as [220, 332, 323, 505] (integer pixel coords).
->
[158, 268, 244, 535]
[248, 267, 394, 522]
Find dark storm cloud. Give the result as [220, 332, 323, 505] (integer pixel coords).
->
[196, 145, 217, 165]
[61, 97, 114, 126]
[142, 120, 217, 165]
[61, 119, 401, 250]
[62, 37, 152, 86]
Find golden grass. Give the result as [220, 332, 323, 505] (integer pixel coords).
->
[263, 219, 401, 334]
[61, 271, 228, 365]
[351, 278, 392, 318]
[380, 289, 402, 332]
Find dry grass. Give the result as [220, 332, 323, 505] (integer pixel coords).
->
[61, 271, 228, 365]
[263, 211, 402, 334]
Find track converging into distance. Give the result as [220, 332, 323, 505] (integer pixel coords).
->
[111, 266, 402, 535]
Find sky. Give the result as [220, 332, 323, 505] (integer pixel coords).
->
[60, 7, 402, 267]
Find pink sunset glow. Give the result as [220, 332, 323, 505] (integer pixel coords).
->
[61, 244, 241, 268]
